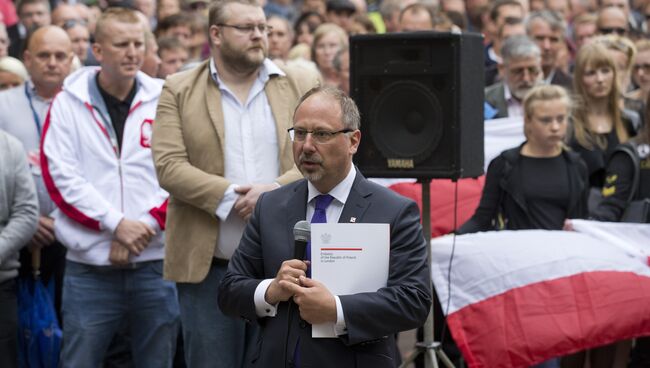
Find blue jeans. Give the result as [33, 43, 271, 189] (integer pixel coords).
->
[60, 260, 179, 368]
[177, 261, 255, 368]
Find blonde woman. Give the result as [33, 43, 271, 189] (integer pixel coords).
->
[311, 23, 348, 88]
[592, 35, 644, 130]
[593, 35, 635, 93]
[459, 85, 588, 233]
[569, 42, 635, 194]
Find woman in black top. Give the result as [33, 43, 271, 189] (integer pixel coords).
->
[459, 85, 589, 234]
[568, 42, 634, 192]
[591, 99, 650, 368]
[591, 114, 650, 222]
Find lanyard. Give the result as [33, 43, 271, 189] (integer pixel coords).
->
[24, 84, 42, 138]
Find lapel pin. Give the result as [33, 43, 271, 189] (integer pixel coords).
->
[350, 217, 356, 223]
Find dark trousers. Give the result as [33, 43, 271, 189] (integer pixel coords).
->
[629, 337, 650, 368]
[0, 279, 18, 368]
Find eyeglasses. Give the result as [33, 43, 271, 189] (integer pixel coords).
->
[598, 27, 627, 35]
[509, 66, 541, 78]
[633, 63, 650, 74]
[217, 23, 272, 34]
[287, 127, 353, 143]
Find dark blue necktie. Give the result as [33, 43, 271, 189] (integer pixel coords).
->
[306, 194, 334, 277]
[294, 194, 334, 367]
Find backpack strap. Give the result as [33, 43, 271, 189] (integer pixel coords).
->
[613, 142, 641, 203]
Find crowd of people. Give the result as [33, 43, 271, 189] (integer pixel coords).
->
[0, 0, 649, 366]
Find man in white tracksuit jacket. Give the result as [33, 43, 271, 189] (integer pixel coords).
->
[40, 8, 179, 367]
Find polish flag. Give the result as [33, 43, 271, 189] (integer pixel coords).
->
[431, 221, 650, 368]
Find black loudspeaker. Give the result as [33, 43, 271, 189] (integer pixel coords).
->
[351, 32, 485, 179]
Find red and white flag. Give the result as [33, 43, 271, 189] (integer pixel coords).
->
[431, 221, 650, 368]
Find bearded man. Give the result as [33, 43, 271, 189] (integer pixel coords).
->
[151, 0, 319, 366]
[486, 35, 544, 119]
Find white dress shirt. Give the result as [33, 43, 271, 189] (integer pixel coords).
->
[254, 166, 357, 336]
[210, 58, 283, 259]
[503, 84, 524, 118]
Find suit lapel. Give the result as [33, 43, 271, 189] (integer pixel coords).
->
[287, 180, 308, 242]
[496, 83, 508, 119]
[266, 76, 291, 156]
[339, 170, 372, 224]
[204, 71, 226, 152]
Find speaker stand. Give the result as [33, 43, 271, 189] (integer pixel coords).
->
[399, 179, 455, 368]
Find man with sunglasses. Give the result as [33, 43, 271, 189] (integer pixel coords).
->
[599, 0, 644, 33]
[596, 6, 629, 36]
[51, 3, 81, 28]
[152, 0, 319, 366]
[218, 86, 431, 368]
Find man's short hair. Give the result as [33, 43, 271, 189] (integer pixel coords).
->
[501, 35, 541, 64]
[572, 12, 597, 27]
[158, 35, 186, 53]
[497, 16, 524, 38]
[326, 0, 356, 15]
[156, 12, 192, 35]
[208, 0, 260, 28]
[399, 3, 433, 24]
[95, 7, 142, 42]
[543, 0, 573, 13]
[267, 15, 293, 37]
[525, 10, 567, 34]
[296, 86, 360, 131]
[489, 0, 523, 22]
[17, 0, 50, 15]
[379, 0, 402, 20]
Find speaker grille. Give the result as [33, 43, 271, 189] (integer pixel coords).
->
[369, 81, 443, 163]
[351, 32, 485, 179]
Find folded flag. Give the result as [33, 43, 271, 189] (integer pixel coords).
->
[431, 222, 650, 368]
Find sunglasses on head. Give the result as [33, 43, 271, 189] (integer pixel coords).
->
[62, 19, 88, 30]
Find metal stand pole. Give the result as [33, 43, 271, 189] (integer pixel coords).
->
[399, 179, 455, 368]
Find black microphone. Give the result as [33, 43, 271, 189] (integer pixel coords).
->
[293, 220, 311, 260]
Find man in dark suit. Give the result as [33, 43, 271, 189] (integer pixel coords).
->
[218, 86, 432, 368]
[7, 0, 51, 59]
[485, 35, 543, 119]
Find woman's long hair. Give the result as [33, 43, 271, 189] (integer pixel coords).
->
[639, 93, 650, 145]
[571, 42, 629, 150]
